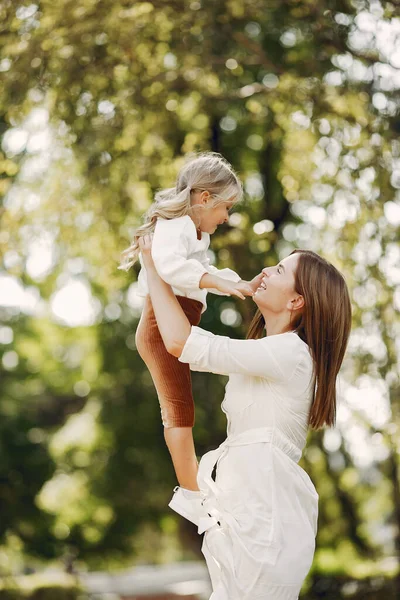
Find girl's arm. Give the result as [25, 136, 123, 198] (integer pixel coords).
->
[152, 218, 249, 299]
[199, 250, 260, 297]
[199, 273, 246, 299]
[200, 272, 263, 298]
[139, 235, 191, 356]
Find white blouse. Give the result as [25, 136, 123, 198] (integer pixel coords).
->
[136, 216, 241, 312]
[179, 326, 319, 600]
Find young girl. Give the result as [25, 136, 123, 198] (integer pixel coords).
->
[118, 152, 262, 493]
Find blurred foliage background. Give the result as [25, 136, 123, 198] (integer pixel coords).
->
[0, 0, 399, 598]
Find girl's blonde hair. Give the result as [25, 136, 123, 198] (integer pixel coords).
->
[118, 151, 243, 271]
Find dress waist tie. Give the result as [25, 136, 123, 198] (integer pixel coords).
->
[197, 427, 302, 561]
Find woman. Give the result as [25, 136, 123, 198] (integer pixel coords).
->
[139, 235, 352, 600]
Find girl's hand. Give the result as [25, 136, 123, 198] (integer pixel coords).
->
[234, 280, 256, 297]
[249, 273, 264, 294]
[138, 234, 155, 271]
[216, 279, 247, 300]
[200, 274, 255, 300]
[234, 274, 264, 297]
[200, 274, 246, 300]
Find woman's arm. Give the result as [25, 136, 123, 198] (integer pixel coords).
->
[178, 326, 306, 380]
[139, 235, 191, 356]
[139, 237, 309, 381]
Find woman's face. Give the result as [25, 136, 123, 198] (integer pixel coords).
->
[253, 253, 303, 314]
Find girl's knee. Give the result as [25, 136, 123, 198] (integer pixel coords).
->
[135, 328, 151, 364]
[164, 426, 194, 444]
[164, 426, 196, 458]
[162, 410, 194, 429]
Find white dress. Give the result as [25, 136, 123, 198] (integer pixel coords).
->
[178, 326, 319, 600]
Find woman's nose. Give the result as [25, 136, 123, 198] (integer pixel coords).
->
[262, 268, 270, 276]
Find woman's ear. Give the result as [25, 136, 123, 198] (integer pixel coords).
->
[288, 295, 304, 311]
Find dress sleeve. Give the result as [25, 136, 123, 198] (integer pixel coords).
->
[178, 326, 306, 381]
[151, 218, 208, 289]
[199, 252, 241, 296]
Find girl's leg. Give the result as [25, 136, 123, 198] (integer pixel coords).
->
[135, 295, 203, 491]
[164, 426, 199, 491]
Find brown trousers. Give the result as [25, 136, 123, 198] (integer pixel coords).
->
[135, 295, 203, 428]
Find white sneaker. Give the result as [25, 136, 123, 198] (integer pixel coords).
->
[168, 486, 204, 526]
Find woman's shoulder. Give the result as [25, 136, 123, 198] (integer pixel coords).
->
[260, 331, 307, 347]
[259, 332, 312, 367]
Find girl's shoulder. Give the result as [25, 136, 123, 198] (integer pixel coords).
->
[156, 216, 209, 245]
[155, 215, 193, 235]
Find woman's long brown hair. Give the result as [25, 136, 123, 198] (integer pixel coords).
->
[246, 250, 352, 429]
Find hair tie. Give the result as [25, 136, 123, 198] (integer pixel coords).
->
[176, 185, 190, 194]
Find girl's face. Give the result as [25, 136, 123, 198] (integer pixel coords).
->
[191, 190, 235, 234]
[253, 253, 303, 315]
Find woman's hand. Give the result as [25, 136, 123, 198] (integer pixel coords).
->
[138, 234, 156, 271]
[138, 234, 191, 356]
